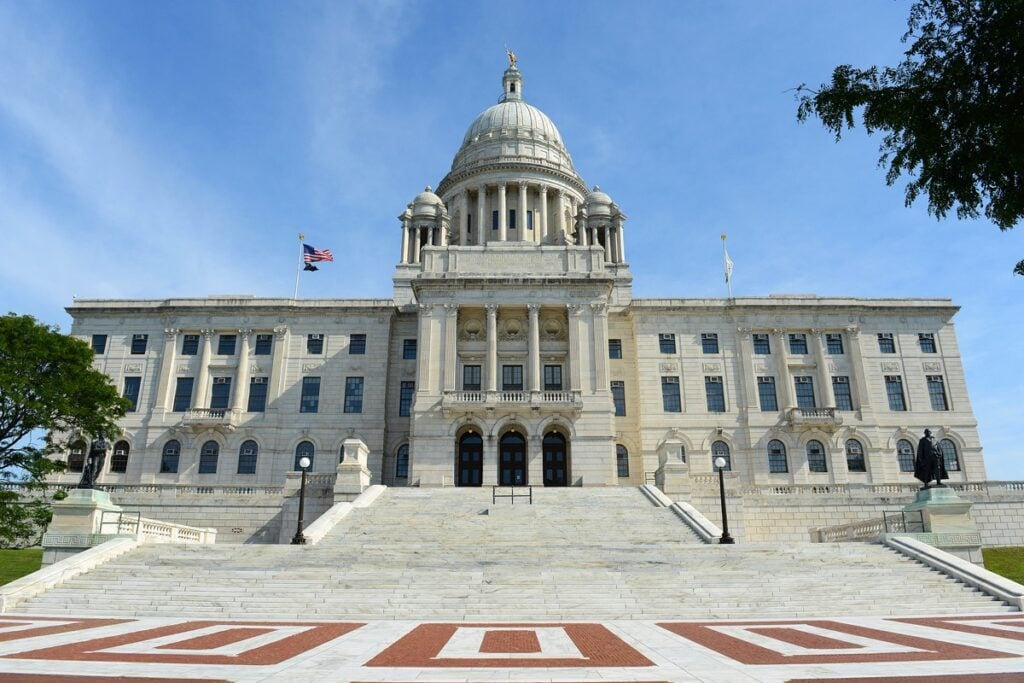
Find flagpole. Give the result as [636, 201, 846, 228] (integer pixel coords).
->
[721, 233, 733, 299]
[293, 233, 305, 299]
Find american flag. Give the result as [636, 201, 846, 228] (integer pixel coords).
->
[303, 243, 334, 263]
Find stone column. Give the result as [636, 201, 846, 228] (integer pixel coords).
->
[527, 304, 541, 393]
[557, 190, 566, 243]
[154, 328, 178, 412]
[601, 226, 610, 262]
[846, 326, 871, 412]
[539, 185, 549, 243]
[736, 326, 757, 412]
[813, 330, 836, 409]
[773, 329, 796, 410]
[268, 326, 289, 404]
[400, 213, 410, 263]
[498, 183, 507, 241]
[443, 304, 459, 391]
[191, 330, 213, 409]
[458, 192, 468, 246]
[412, 225, 422, 263]
[580, 223, 589, 247]
[477, 186, 487, 245]
[231, 330, 251, 413]
[609, 226, 619, 262]
[616, 218, 626, 262]
[567, 304, 583, 391]
[486, 304, 498, 392]
[518, 181, 528, 241]
[591, 303, 609, 392]
[417, 305, 433, 391]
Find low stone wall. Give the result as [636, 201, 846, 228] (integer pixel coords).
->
[971, 501, 1024, 547]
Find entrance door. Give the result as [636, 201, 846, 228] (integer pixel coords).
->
[543, 432, 568, 486]
[458, 433, 483, 487]
[498, 432, 527, 486]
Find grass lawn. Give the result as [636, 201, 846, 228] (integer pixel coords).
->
[983, 547, 1024, 584]
[0, 548, 43, 586]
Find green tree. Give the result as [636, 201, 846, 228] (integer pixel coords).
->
[796, 0, 1024, 274]
[0, 313, 129, 547]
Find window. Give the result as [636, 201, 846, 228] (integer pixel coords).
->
[344, 376, 364, 413]
[172, 377, 194, 412]
[794, 376, 815, 409]
[919, 333, 937, 353]
[927, 375, 949, 411]
[508, 209, 516, 230]
[217, 334, 236, 355]
[181, 334, 199, 355]
[878, 333, 896, 354]
[616, 445, 629, 477]
[349, 333, 366, 355]
[767, 439, 788, 473]
[198, 440, 219, 474]
[705, 376, 725, 412]
[897, 439, 915, 472]
[788, 333, 808, 355]
[237, 440, 258, 474]
[611, 380, 626, 416]
[67, 440, 87, 473]
[939, 438, 960, 471]
[402, 339, 417, 359]
[832, 376, 853, 411]
[608, 339, 623, 359]
[395, 444, 409, 478]
[307, 333, 324, 354]
[254, 334, 272, 355]
[210, 377, 231, 410]
[130, 334, 148, 354]
[543, 365, 562, 391]
[502, 365, 523, 391]
[661, 376, 681, 412]
[247, 377, 267, 412]
[807, 440, 828, 473]
[712, 441, 731, 471]
[294, 441, 314, 471]
[701, 333, 719, 354]
[91, 334, 107, 355]
[491, 210, 499, 230]
[885, 375, 906, 411]
[752, 333, 771, 355]
[123, 376, 141, 412]
[160, 440, 180, 473]
[658, 333, 677, 354]
[757, 376, 778, 411]
[846, 439, 866, 472]
[826, 333, 844, 355]
[526, 210, 534, 230]
[300, 377, 320, 413]
[111, 440, 129, 473]
[399, 381, 415, 417]
[463, 365, 481, 391]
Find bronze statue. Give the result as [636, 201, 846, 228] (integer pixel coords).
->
[505, 46, 517, 68]
[77, 436, 108, 490]
[914, 429, 948, 488]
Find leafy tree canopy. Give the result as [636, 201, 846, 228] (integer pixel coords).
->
[796, 0, 1024, 274]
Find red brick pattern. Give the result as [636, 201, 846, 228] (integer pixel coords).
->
[898, 615, 1024, 642]
[479, 629, 541, 653]
[787, 674, 1024, 683]
[0, 676, 229, 683]
[0, 616, 129, 643]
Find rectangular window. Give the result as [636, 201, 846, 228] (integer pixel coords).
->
[402, 339, 417, 359]
[705, 376, 725, 412]
[210, 377, 232, 410]
[807, 443, 828, 473]
[399, 381, 415, 417]
[826, 333, 844, 355]
[237, 442, 258, 474]
[794, 376, 815, 409]
[508, 209, 516, 230]
[659, 333, 677, 354]
[463, 365, 481, 391]
[123, 376, 141, 412]
[701, 333, 719, 354]
[491, 210, 499, 230]
[217, 334, 236, 356]
[526, 210, 534, 230]
[919, 333, 937, 353]
[254, 334, 272, 355]
[247, 377, 267, 412]
[91, 334, 107, 355]
[502, 365, 524, 391]
[172, 377, 194, 412]
[543, 365, 563, 391]
[927, 375, 949, 411]
[181, 334, 200, 355]
[752, 333, 770, 355]
[788, 333, 808, 355]
[349, 333, 366, 355]
[300, 377, 320, 413]
[344, 377, 364, 413]
[307, 333, 324, 355]
[757, 376, 778, 412]
[768, 443, 788, 473]
[878, 333, 896, 354]
[130, 334, 148, 355]
[611, 380, 626, 416]
[661, 376, 681, 412]
[885, 375, 906, 411]
[608, 338, 623, 359]
[832, 376, 854, 411]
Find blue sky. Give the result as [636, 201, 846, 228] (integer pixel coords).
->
[1, 1, 1021, 478]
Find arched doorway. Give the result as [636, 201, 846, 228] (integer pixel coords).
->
[457, 432, 483, 487]
[542, 431, 569, 487]
[498, 431, 527, 486]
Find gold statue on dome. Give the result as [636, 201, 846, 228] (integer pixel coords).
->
[505, 46, 517, 68]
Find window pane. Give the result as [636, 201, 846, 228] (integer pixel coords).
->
[752, 333, 770, 354]
[846, 439, 866, 472]
[123, 377, 141, 412]
[172, 377, 194, 412]
[403, 339, 417, 359]
[395, 445, 409, 478]
[349, 334, 366, 354]
[788, 333, 808, 355]
[254, 334, 272, 355]
[826, 333, 844, 355]
[160, 440, 180, 473]
[885, 376, 906, 411]
[399, 381, 415, 416]
[198, 441, 219, 474]
[794, 376, 815, 409]
[608, 339, 623, 359]
[661, 376, 681, 412]
[616, 444, 629, 477]
[712, 441, 731, 471]
[130, 334, 148, 354]
[300, 376, 320, 413]
[508, 208, 516, 230]
[878, 333, 895, 353]
[939, 439, 960, 471]
[807, 440, 827, 472]
[294, 441, 314, 471]
[919, 333, 936, 353]
[210, 378, 231, 410]
[91, 334, 107, 355]
[757, 377, 778, 411]
[927, 375, 949, 411]
[832, 376, 853, 411]
[897, 439, 915, 472]
[543, 365, 562, 391]
[701, 333, 719, 354]
[181, 334, 199, 355]
[463, 365, 481, 391]
[767, 439, 788, 473]
[658, 333, 676, 354]
[502, 365, 523, 391]
[238, 440, 258, 474]
[217, 334, 236, 355]
[344, 376, 364, 413]
[611, 381, 626, 416]
[705, 376, 725, 412]
[307, 334, 324, 354]
[247, 377, 267, 412]
[110, 441, 130, 473]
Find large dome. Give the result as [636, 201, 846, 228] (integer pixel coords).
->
[460, 100, 564, 150]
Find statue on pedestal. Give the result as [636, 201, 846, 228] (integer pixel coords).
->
[76, 436, 108, 490]
[914, 429, 948, 489]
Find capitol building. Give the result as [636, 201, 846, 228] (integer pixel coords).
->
[51, 63, 990, 543]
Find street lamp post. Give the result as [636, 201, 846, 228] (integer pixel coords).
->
[713, 456, 735, 544]
[291, 456, 311, 545]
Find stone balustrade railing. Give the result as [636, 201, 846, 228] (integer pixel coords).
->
[442, 389, 583, 412]
[136, 517, 217, 544]
[686, 478, 1024, 501]
[811, 518, 886, 542]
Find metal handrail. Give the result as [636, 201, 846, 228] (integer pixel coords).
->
[492, 485, 533, 505]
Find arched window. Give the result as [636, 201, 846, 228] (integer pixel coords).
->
[767, 439, 788, 473]
[616, 445, 629, 478]
[711, 441, 731, 471]
[395, 444, 409, 478]
[237, 440, 258, 474]
[294, 441, 314, 471]
[806, 440, 827, 473]
[339, 445, 345, 463]
[110, 440, 130, 473]
[897, 439, 915, 472]
[67, 440, 87, 473]
[199, 440, 219, 474]
[845, 439, 866, 472]
[939, 439, 960, 472]
[160, 440, 180, 473]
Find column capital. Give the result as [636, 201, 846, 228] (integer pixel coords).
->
[485, 303, 499, 316]
[443, 303, 459, 314]
[498, 184, 506, 194]
[737, 326, 751, 334]
[517, 180, 528, 190]
[164, 328, 179, 338]
[238, 328, 253, 338]
[772, 328, 786, 337]
[419, 303, 435, 315]
[590, 302, 607, 317]
[200, 329, 215, 338]
[273, 326, 288, 337]
[567, 303, 585, 318]
[527, 303, 541, 316]
[846, 325, 861, 337]
[539, 184, 548, 195]
[810, 328, 825, 338]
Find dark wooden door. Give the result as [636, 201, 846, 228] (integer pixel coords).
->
[499, 432, 527, 486]
[543, 432, 568, 487]
[458, 433, 483, 487]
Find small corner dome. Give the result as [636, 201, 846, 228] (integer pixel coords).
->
[412, 186, 443, 215]
[585, 186, 614, 216]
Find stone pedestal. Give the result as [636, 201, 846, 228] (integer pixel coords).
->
[334, 438, 372, 502]
[657, 461, 691, 500]
[41, 489, 124, 566]
[900, 487, 984, 564]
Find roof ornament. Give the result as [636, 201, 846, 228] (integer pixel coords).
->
[505, 45, 517, 68]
